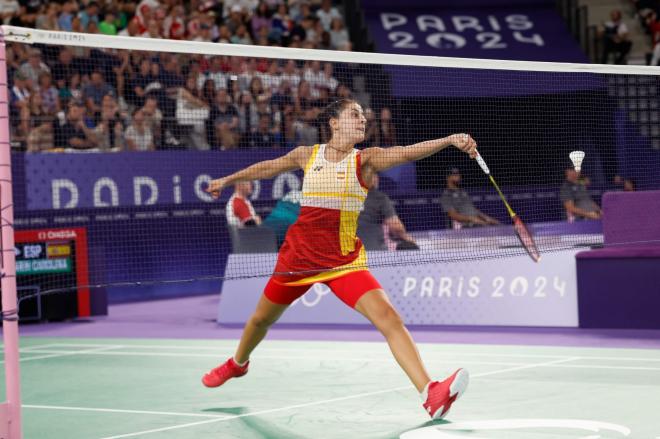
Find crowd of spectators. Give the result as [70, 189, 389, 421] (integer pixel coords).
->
[3, 0, 401, 153]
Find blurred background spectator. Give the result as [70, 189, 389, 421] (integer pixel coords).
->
[560, 167, 602, 221]
[357, 174, 419, 251]
[441, 168, 500, 229]
[599, 10, 633, 64]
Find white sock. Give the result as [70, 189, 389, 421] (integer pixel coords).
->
[420, 381, 432, 402]
[233, 357, 248, 367]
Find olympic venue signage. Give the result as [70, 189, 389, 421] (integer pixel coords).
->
[361, 1, 588, 63]
[218, 249, 579, 327]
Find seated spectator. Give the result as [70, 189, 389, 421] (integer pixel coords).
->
[271, 3, 293, 43]
[202, 57, 228, 91]
[118, 16, 140, 37]
[560, 167, 601, 221]
[93, 94, 125, 151]
[245, 113, 278, 148]
[19, 49, 50, 85]
[646, 11, 660, 65]
[163, 5, 186, 40]
[98, 10, 118, 35]
[19, 93, 48, 141]
[125, 108, 155, 151]
[8, 4, 33, 27]
[57, 1, 77, 31]
[226, 181, 261, 228]
[280, 60, 301, 90]
[263, 190, 301, 247]
[27, 115, 55, 153]
[38, 72, 60, 115]
[58, 72, 84, 105]
[362, 107, 379, 147]
[217, 24, 233, 43]
[357, 174, 418, 251]
[210, 89, 240, 150]
[271, 79, 295, 112]
[54, 100, 98, 150]
[236, 91, 259, 135]
[176, 77, 211, 150]
[317, 0, 341, 32]
[329, 17, 350, 50]
[249, 76, 268, 100]
[83, 70, 116, 116]
[141, 95, 163, 147]
[303, 60, 325, 97]
[77, 1, 100, 31]
[251, 2, 272, 38]
[290, 1, 311, 24]
[223, 1, 259, 20]
[232, 24, 254, 45]
[378, 107, 397, 147]
[294, 107, 319, 145]
[295, 80, 316, 112]
[224, 4, 245, 33]
[623, 178, 636, 192]
[259, 61, 282, 94]
[303, 15, 321, 46]
[128, 58, 153, 107]
[282, 110, 300, 148]
[36, 2, 61, 30]
[0, 0, 20, 26]
[193, 22, 214, 42]
[10, 70, 31, 113]
[441, 168, 499, 228]
[200, 79, 217, 107]
[321, 62, 338, 93]
[599, 10, 632, 64]
[290, 15, 310, 45]
[51, 48, 80, 90]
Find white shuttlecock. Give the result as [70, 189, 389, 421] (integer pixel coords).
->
[570, 151, 585, 172]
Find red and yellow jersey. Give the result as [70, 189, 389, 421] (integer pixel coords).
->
[272, 144, 369, 285]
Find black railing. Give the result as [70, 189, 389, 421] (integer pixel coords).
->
[557, 0, 599, 62]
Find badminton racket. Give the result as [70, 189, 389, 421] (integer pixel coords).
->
[474, 152, 541, 262]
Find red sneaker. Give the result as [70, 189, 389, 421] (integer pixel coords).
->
[422, 368, 469, 419]
[202, 357, 249, 388]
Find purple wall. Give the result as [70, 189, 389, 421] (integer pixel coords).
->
[602, 190, 660, 247]
[361, 0, 591, 98]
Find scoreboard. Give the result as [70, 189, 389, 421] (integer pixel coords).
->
[12, 227, 96, 321]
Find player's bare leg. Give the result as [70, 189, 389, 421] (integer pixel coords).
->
[354, 289, 431, 392]
[234, 294, 289, 363]
[202, 294, 288, 388]
[354, 289, 468, 419]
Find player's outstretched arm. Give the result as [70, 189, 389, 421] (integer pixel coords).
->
[364, 133, 478, 172]
[206, 146, 310, 199]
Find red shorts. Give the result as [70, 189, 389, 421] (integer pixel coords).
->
[264, 270, 382, 308]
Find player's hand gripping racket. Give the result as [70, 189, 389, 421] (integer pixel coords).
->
[474, 153, 541, 262]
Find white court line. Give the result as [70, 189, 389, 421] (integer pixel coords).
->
[7, 345, 124, 364]
[18, 348, 526, 367]
[19, 344, 64, 352]
[17, 349, 660, 371]
[33, 343, 574, 358]
[97, 356, 580, 439]
[23, 404, 230, 419]
[34, 342, 660, 362]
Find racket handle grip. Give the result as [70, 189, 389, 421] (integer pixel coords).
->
[475, 153, 490, 175]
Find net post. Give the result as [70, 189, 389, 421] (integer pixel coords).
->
[0, 27, 23, 439]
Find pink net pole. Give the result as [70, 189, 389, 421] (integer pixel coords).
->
[0, 31, 23, 439]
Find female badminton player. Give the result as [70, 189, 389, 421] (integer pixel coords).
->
[203, 99, 476, 419]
